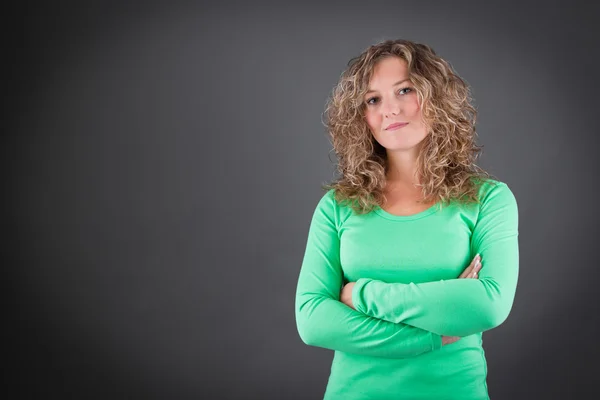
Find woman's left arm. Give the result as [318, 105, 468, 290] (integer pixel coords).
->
[351, 182, 519, 337]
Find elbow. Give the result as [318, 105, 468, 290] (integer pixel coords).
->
[295, 296, 321, 346]
[478, 279, 516, 332]
[480, 298, 514, 332]
[297, 322, 316, 346]
[483, 309, 509, 331]
[296, 312, 327, 347]
[295, 292, 339, 347]
[295, 312, 313, 345]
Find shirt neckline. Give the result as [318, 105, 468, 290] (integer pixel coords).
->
[373, 202, 441, 221]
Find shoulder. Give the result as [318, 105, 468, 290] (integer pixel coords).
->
[309, 189, 338, 222]
[312, 188, 355, 228]
[474, 178, 518, 215]
[316, 188, 337, 209]
[475, 177, 514, 198]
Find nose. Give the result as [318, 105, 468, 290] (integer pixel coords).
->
[381, 97, 401, 117]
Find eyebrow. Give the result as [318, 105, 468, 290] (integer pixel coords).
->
[365, 79, 411, 95]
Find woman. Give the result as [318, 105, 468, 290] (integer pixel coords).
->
[295, 39, 519, 400]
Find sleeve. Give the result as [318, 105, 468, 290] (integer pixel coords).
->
[351, 182, 519, 337]
[295, 191, 443, 358]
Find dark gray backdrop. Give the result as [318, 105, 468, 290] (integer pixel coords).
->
[5, 1, 600, 399]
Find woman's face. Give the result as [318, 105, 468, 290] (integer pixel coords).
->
[363, 56, 428, 152]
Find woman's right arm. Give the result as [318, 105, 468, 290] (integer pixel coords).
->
[295, 191, 444, 358]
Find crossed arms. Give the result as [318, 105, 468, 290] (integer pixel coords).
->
[295, 184, 519, 358]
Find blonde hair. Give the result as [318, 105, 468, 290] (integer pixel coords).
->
[322, 39, 496, 214]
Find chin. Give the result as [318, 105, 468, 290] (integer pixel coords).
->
[381, 139, 425, 150]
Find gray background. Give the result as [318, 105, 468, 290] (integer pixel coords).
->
[5, 1, 599, 399]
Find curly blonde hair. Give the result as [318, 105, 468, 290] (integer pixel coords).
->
[321, 39, 496, 214]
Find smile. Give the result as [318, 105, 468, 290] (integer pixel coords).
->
[386, 122, 409, 131]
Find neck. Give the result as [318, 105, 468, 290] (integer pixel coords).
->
[385, 149, 420, 186]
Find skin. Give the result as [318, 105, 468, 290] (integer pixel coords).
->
[340, 56, 482, 346]
[340, 254, 483, 346]
[363, 55, 428, 187]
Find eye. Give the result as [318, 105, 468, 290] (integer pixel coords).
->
[365, 87, 413, 106]
[366, 97, 379, 105]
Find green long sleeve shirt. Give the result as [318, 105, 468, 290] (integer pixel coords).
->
[295, 178, 519, 400]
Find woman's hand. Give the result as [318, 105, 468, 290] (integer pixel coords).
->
[442, 254, 483, 346]
[340, 282, 356, 310]
[442, 335, 461, 346]
[458, 253, 482, 279]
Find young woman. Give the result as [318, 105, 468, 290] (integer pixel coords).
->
[295, 39, 519, 400]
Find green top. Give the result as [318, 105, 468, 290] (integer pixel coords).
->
[295, 179, 519, 400]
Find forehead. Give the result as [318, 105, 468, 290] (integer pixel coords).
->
[368, 57, 409, 86]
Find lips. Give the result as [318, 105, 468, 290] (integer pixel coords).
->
[385, 122, 409, 130]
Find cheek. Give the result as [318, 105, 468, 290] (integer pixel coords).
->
[408, 98, 422, 116]
[365, 110, 380, 129]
